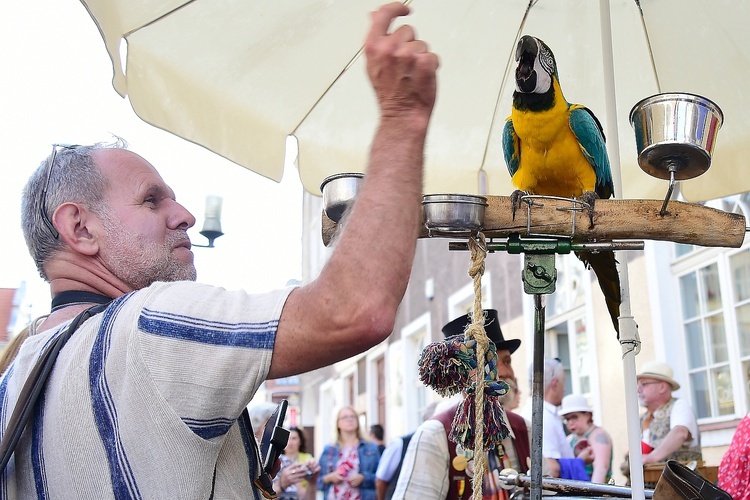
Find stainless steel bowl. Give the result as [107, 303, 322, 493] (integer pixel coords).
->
[422, 194, 488, 234]
[629, 93, 723, 180]
[320, 173, 364, 222]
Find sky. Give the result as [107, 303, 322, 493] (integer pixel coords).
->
[0, 1, 303, 329]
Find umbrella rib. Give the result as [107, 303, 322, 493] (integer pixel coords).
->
[634, 0, 661, 92]
[291, 0, 412, 136]
[290, 46, 366, 136]
[479, 0, 537, 171]
[122, 0, 200, 38]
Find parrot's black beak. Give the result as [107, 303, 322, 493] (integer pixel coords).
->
[515, 35, 539, 63]
[515, 36, 539, 93]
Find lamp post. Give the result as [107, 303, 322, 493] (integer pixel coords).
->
[194, 195, 224, 248]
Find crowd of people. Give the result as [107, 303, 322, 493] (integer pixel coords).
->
[515, 355, 709, 488]
[245, 402, 417, 499]
[248, 343, 747, 499]
[246, 314, 717, 499]
[242, 308, 529, 500]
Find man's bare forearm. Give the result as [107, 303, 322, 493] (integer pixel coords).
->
[268, 3, 438, 378]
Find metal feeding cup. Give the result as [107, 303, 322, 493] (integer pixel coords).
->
[629, 93, 723, 215]
[320, 172, 364, 222]
[422, 194, 488, 235]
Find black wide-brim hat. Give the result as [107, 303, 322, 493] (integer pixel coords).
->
[441, 309, 521, 354]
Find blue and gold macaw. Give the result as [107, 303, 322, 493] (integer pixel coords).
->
[502, 34, 621, 335]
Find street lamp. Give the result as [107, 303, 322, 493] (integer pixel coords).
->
[194, 195, 224, 248]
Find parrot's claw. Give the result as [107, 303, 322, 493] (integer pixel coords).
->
[510, 190, 529, 221]
[579, 191, 600, 228]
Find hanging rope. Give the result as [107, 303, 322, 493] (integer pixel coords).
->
[467, 233, 489, 499]
[417, 232, 510, 499]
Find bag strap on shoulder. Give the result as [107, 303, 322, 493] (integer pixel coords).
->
[0, 303, 108, 472]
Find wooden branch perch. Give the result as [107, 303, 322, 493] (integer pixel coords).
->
[322, 196, 746, 248]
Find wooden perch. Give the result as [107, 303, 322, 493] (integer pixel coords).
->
[322, 196, 746, 248]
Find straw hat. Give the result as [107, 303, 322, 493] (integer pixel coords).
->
[560, 394, 593, 416]
[636, 360, 680, 391]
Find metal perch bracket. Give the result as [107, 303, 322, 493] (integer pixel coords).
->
[517, 194, 590, 238]
[449, 234, 644, 500]
[449, 235, 644, 296]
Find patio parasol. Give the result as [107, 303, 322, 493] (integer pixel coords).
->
[80, 0, 750, 200]
[80, 0, 748, 497]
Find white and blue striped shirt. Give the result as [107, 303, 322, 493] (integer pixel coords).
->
[0, 281, 292, 499]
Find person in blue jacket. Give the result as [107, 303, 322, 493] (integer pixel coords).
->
[319, 406, 380, 499]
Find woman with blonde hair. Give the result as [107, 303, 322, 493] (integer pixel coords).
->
[318, 406, 379, 499]
[0, 327, 30, 374]
[275, 427, 320, 499]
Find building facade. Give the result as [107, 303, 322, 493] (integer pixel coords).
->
[297, 191, 750, 483]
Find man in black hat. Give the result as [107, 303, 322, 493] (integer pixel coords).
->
[392, 310, 530, 499]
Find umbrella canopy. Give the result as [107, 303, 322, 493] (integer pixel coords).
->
[81, 0, 749, 200]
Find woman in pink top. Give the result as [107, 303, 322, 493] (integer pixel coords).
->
[719, 414, 750, 500]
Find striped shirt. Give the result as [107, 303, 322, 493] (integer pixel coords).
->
[0, 281, 292, 499]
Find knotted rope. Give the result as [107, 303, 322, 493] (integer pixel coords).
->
[467, 233, 489, 498]
[417, 232, 510, 500]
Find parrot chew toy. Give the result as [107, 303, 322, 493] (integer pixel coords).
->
[417, 235, 511, 455]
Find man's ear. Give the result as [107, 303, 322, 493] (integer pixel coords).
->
[53, 202, 100, 256]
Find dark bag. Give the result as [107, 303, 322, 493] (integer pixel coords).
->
[653, 460, 731, 500]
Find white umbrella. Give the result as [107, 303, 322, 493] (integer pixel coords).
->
[80, 0, 749, 200]
[80, 1, 746, 497]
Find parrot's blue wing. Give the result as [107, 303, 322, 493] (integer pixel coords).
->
[502, 118, 520, 178]
[569, 106, 614, 199]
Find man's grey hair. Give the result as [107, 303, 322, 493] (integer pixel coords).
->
[21, 138, 128, 280]
[544, 357, 564, 391]
[528, 357, 565, 392]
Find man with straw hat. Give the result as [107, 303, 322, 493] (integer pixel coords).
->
[636, 360, 701, 464]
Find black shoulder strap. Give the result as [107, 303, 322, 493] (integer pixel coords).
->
[385, 432, 414, 500]
[0, 303, 108, 472]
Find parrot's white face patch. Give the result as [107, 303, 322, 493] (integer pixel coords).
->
[532, 41, 553, 93]
[530, 57, 552, 93]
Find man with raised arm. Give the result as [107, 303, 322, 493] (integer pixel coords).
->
[1, 3, 438, 497]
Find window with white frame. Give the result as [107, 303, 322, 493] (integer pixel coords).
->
[545, 313, 589, 397]
[543, 254, 592, 398]
[448, 272, 492, 320]
[546, 254, 586, 317]
[673, 194, 750, 420]
[344, 372, 356, 408]
[402, 314, 432, 430]
[318, 380, 336, 454]
[731, 249, 750, 411]
[366, 343, 388, 432]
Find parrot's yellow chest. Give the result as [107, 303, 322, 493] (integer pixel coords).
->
[510, 97, 597, 198]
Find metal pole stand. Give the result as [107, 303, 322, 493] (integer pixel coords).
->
[450, 234, 644, 499]
[522, 249, 556, 500]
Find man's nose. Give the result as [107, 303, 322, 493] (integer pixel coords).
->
[170, 200, 196, 230]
